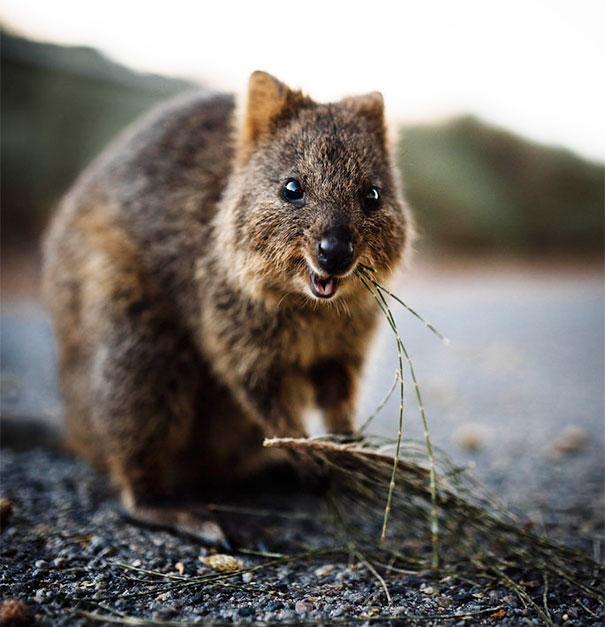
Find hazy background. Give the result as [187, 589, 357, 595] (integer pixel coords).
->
[1, 0, 604, 269]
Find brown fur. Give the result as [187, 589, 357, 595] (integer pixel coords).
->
[42, 72, 411, 543]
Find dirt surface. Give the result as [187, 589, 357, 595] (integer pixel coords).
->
[1, 257, 604, 625]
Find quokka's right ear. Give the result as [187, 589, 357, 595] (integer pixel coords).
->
[342, 91, 386, 145]
[238, 71, 307, 163]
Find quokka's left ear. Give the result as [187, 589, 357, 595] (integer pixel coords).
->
[239, 71, 308, 163]
[342, 91, 386, 144]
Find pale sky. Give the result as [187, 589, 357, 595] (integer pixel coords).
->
[1, 0, 603, 160]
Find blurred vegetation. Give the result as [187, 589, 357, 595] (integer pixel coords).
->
[399, 118, 603, 253]
[2, 30, 603, 257]
[1, 30, 193, 251]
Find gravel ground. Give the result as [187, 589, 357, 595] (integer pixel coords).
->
[1, 259, 604, 625]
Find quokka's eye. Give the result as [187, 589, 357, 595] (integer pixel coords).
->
[364, 185, 381, 210]
[282, 179, 305, 204]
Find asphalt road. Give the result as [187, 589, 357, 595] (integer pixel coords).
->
[359, 259, 604, 540]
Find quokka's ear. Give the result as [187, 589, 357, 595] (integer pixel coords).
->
[239, 71, 307, 162]
[343, 91, 386, 144]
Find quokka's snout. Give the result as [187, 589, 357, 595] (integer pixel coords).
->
[306, 224, 359, 300]
[315, 225, 355, 276]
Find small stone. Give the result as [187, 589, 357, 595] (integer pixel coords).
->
[238, 607, 254, 617]
[86, 535, 104, 553]
[331, 604, 352, 617]
[361, 607, 381, 618]
[393, 606, 409, 617]
[453, 591, 471, 602]
[155, 591, 172, 601]
[52, 558, 66, 567]
[175, 562, 185, 576]
[0, 599, 31, 626]
[34, 560, 47, 568]
[98, 546, 117, 558]
[314, 563, 335, 577]
[295, 599, 315, 614]
[241, 572, 253, 583]
[266, 600, 284, 612]
[203, 554, 243, 572]
[545, 426, 588, 460]
[453, 423, 491, 451]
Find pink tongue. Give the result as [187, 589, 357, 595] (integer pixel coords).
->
[316, 275, 335, 297]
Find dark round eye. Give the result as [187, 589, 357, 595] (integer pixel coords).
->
[364, 185, 381, 210]
[282, 179, 305, 203]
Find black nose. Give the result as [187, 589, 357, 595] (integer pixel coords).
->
[316, 226, 354, 275]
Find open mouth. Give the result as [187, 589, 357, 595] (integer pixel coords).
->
[309, 271, 339, 299]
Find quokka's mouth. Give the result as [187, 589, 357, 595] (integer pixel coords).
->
[309, 271, 339, 299]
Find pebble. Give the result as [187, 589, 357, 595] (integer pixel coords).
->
[295, 599, 315, 614]
[98, 546, 117, 558]
[392, 606, 409, 617]
[34, 589, 46, 602]
[453, 423, 492, 450]
[203, 554, 242, 572]
[88, 535, 105, 554]
[545, 426, 588, 459]
[238, 606, 254, 617]
[314, 564, 335, 577]
[453, 591, 472, 602]
[266, 600, 284, 611]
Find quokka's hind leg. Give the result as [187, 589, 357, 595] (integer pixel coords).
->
[46, 212, 229, 546]
[86, 300, 232, 547]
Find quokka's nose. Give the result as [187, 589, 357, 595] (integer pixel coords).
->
[316, 226, 354, 275]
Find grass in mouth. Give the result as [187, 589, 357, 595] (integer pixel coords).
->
[354, 263, 445, 571]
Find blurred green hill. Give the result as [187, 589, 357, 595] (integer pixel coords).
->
[1, 30, 195, 251]
[2, 30, 603, 256]
[400, 118, 603, 253]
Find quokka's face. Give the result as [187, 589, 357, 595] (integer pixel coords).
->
[229, 73, 409, 305]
